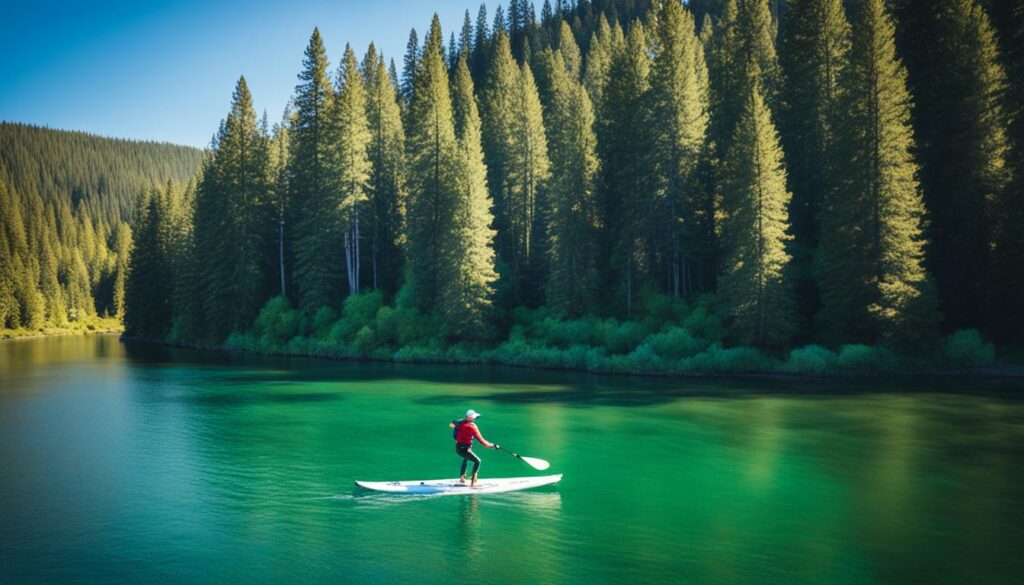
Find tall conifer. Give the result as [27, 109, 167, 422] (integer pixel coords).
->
[362, 44, 407, 295]
[290, 28, 339, 311]
[820, 0, 938, 350]
[449, 54, 499, 337]
[779, 0, 851, 335]
[540, 49, 600, 315]
[332, 44, 372, 297]
[719, 68, 795, 347]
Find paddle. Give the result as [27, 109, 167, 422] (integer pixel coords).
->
[496, 445, 551, 471]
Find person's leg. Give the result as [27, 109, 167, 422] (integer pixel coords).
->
[467, 448, 482, 486]
[456, 444, 469, 482]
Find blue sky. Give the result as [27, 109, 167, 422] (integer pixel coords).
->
[1, 0, 500, 148]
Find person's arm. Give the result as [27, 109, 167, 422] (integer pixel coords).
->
[471, 425, 496, 449]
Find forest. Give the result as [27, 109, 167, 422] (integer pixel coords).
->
[27, 0, 1024, 373]
[0, 123, 203, 336]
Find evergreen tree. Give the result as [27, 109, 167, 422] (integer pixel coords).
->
[557, 20, 582, 79]
[405, 16, 461, 313]
[123, 189, 172, 338]
[362, 44, 407, 296]
[990, 0, 1024, 341]
[820, 0, 938, 350]
[718, 68, 795, 347]
[648, 0, 712, 298]
[583, 15, 617, 111]
[779, 0, 851, 335]
[401, 28, 420, 107]
[195, 77, 273, 339]
[332, 44, 372, 297]
[448, 54, 499, 337]
[540, 49, 600, 315]
[894, 0, 1010, 331]
[289, 28, 339, 311]
[472, 4, 490, 83]
[599, 22, 650, 315]
[459, 10, 474, 59]
[481, 32, 551, 306]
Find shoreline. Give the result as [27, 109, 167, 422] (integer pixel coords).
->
[118, 334, 1024, 382]
[1, 323, 123, 341]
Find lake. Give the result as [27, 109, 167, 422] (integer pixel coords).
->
[2, 335, 1023, 584]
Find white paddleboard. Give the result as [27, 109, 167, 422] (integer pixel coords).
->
[355, 474, 562, 495]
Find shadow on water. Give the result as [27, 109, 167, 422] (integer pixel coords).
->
[165, 391, 343, 407]
[120, 340, 1024, 405]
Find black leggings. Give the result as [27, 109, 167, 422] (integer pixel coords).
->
[456, 443, 481, 476]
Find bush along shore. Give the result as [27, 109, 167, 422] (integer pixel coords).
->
[1, 316, 122, 340]
[126, 292, 1019, 379]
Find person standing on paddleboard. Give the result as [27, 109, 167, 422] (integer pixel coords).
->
[451, 410, 499, 487]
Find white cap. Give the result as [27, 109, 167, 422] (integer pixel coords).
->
[465, 409, 480, 419]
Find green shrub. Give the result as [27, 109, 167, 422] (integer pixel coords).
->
[393, 342, 445, 362]
[373, 305, 398, 346]
[641, 326, 709, 360]
[311, 306, 338, 339]
[940, 329, 995, 368]
[836, 344, 898, 372]
[638, 291, 689, 330]
[251, 296, 299, 347]
[681, 343, 774, 373]
[623, 344, 668, 373]
[682, 297, 724, 342]
[784, 344, 839, 374]
[598, 319, 649, 354]
[354, 325, 376, 355]
[330, 292, 383, 341]
[225, 332, 259, 352]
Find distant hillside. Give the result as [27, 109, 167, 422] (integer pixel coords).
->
[0, 122, 204, 332]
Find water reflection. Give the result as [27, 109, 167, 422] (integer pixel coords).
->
[3, 335, 1024, 585]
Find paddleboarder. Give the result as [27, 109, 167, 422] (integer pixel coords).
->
[451, 409, 500, 487]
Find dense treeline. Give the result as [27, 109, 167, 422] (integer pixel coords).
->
[0, 123, 202, 331]
[123, 0, 1021, 373]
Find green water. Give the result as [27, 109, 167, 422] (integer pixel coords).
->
[2, 335, 1023, 584]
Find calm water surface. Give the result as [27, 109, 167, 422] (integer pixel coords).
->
[2, 335, 1023, 584]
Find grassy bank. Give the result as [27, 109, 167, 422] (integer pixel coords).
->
[147, 293, 1021, 379]
[1, 317, 123, 340]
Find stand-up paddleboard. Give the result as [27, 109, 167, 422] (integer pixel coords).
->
[355, 474, 562, 495]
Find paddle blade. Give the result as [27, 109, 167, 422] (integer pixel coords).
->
[518, 455, 551, 471]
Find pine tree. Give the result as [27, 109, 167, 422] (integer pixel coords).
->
[718, 68, 795, 347]
[820, 0, 939, 350]
[111, 222, 131, 319]
[472, 4, 490, 83]
[289, 28, 339, 311]
[191, 80, 272, 339]
[583, 15, 617, 112]
[493, 5, 507, 36]
[599, 22, 650, 316]
[648, 0, 712, 298]
[448, 54, 499, 337]
[401, 28, 420, 107]
[459, 10, 474, 59]
[405, 15, 461, 313]
[779, 0, 851, 335]
[362, 44, 407, 296]
[557, 21, 581, 80]
[540, 48, 600, 315]
[123, 189, 172, 338]
[332, 44, 372, 297]
[894, 0, 1009, 331]
[990, 0, 1024, 342]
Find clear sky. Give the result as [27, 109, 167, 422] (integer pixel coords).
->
[1, 0, 502, 148]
